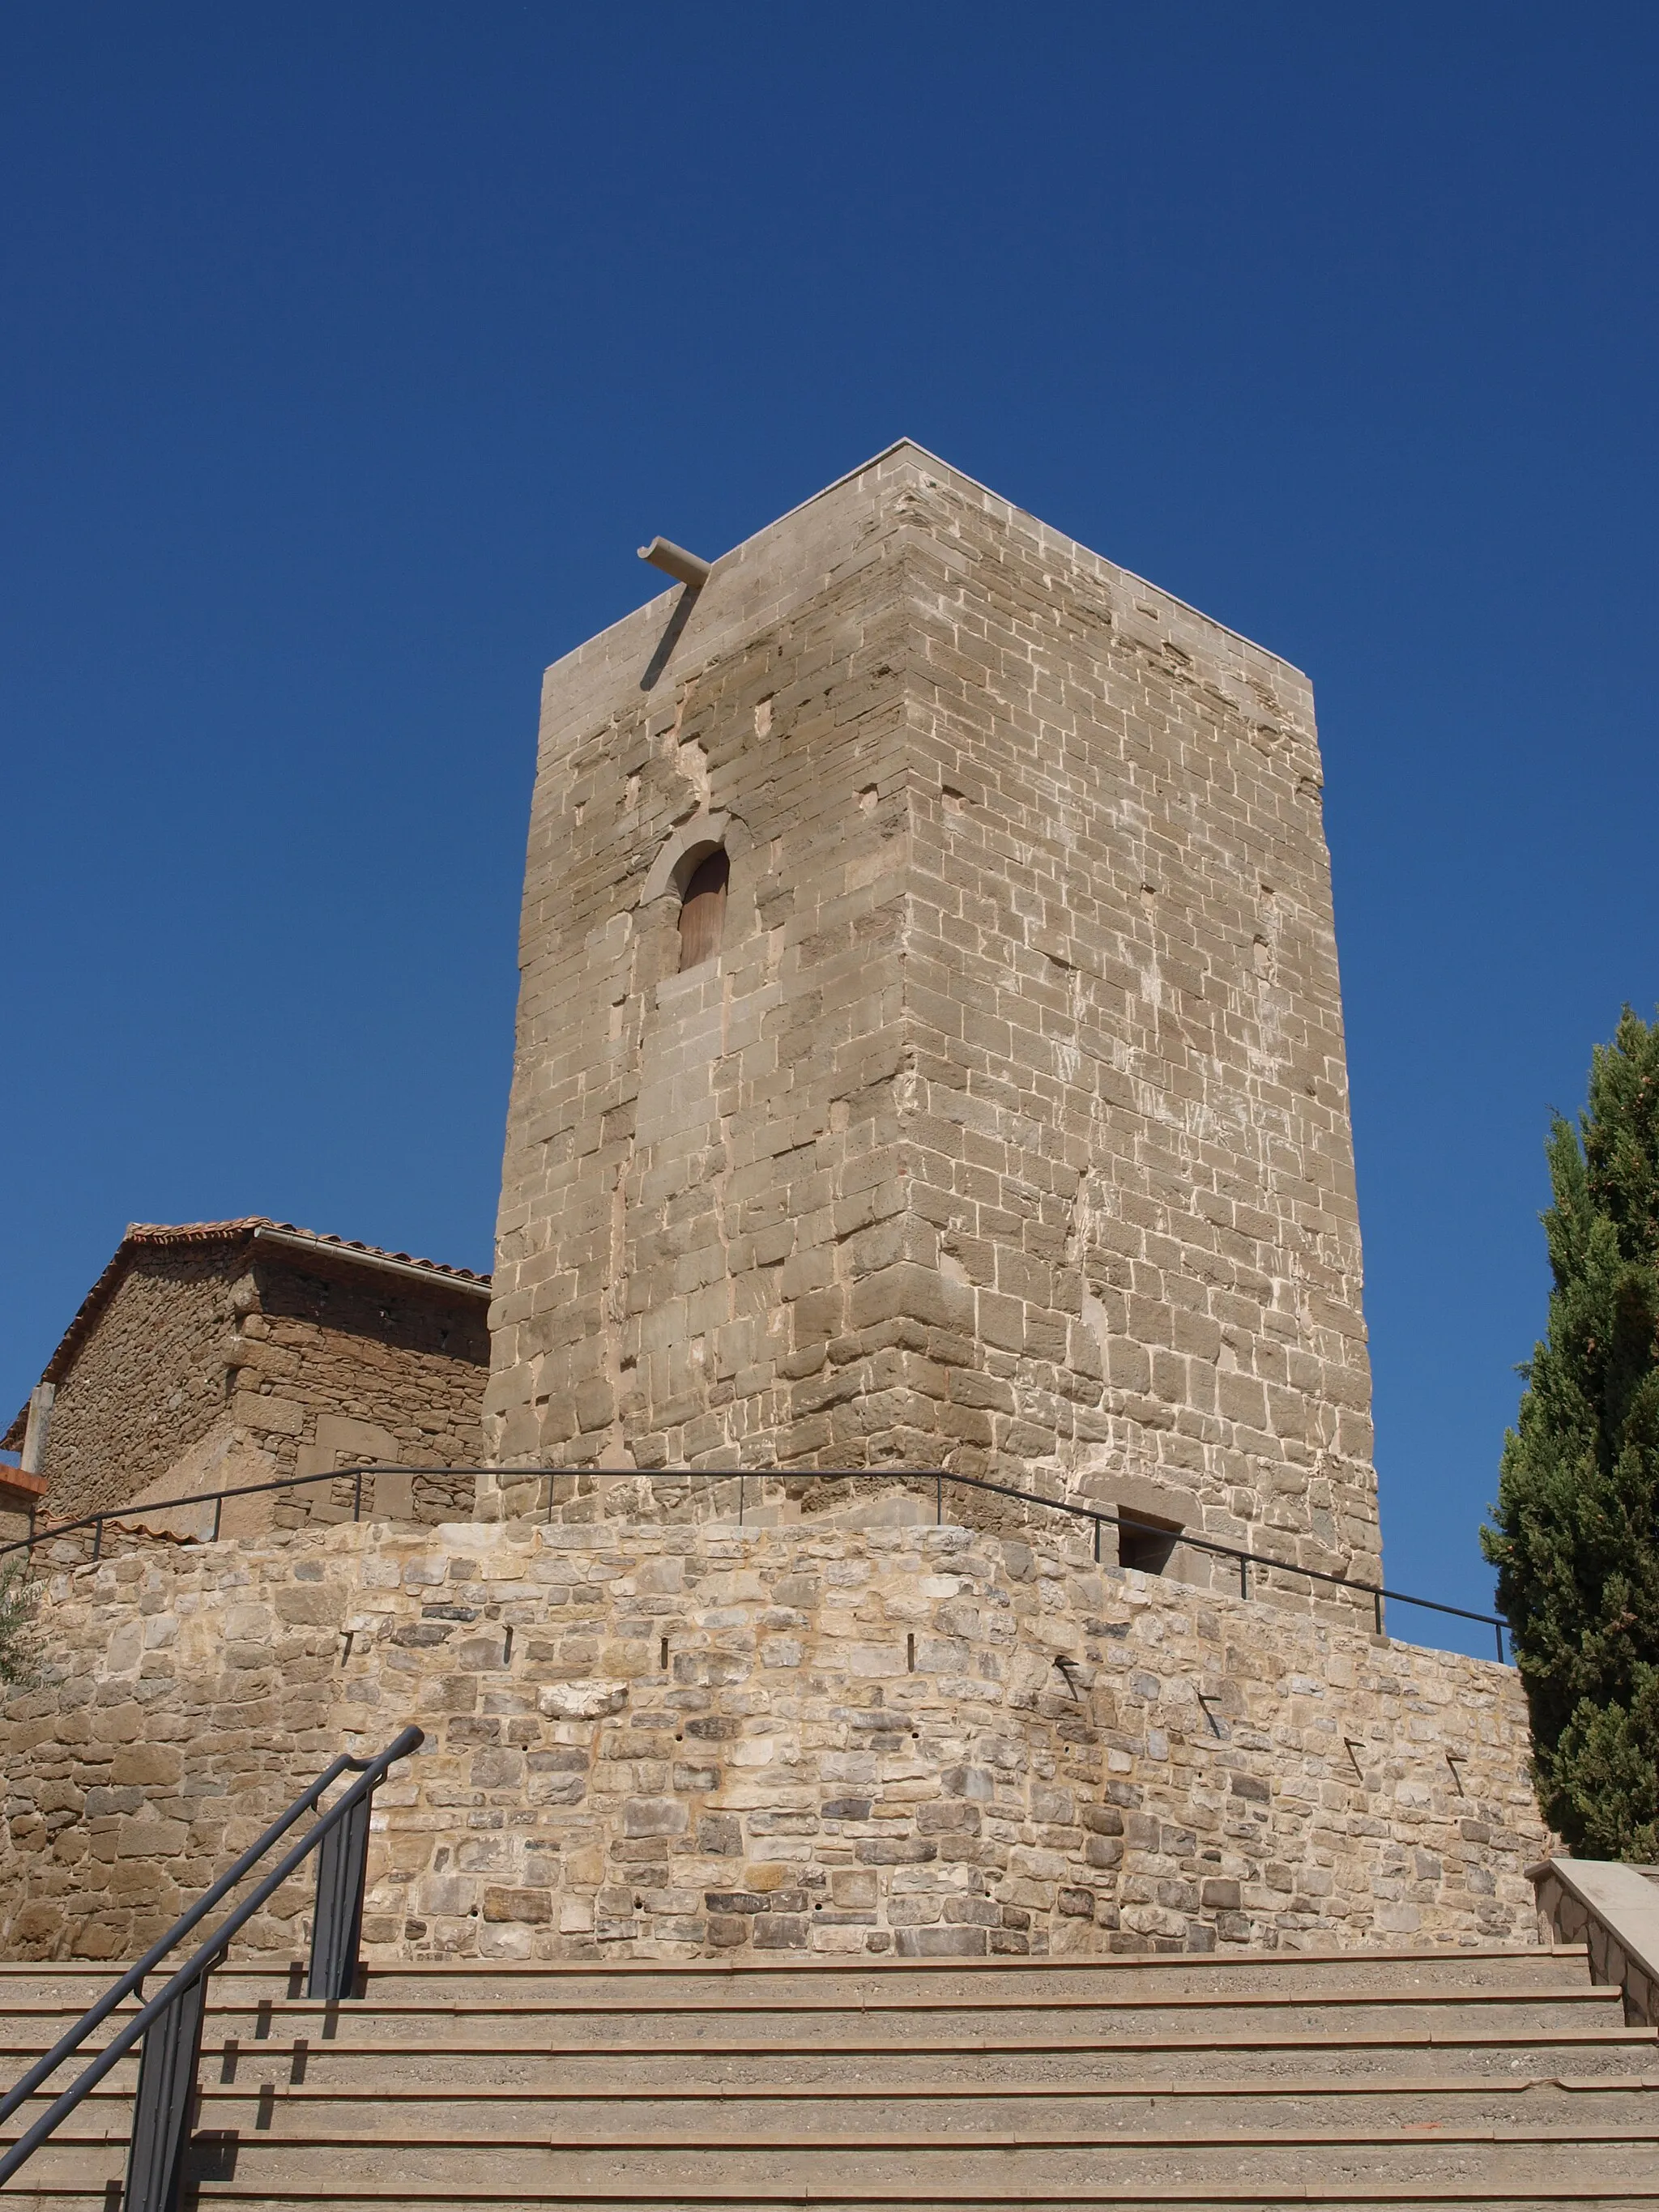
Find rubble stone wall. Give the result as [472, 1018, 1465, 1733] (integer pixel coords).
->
[0, 1516, 1545, 1966]
[243, 1255, 486, 1528]
[28, 1247, 486, 1533]
[33, 1251, 245, 1520]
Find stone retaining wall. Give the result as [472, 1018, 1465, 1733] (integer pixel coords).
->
[0, 1516, 1545, 1963]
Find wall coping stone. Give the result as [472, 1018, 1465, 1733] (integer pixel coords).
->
[1529, 1856, 1659, 2022]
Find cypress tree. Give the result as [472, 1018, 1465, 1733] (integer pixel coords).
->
[1482, 1007, 1659, 1859]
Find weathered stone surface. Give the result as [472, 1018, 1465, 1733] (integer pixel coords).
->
[482, 441, 1379, 1592]
[7, 1228, 487, 1536]
[0, 1517, 1545, 1963]
[1533, 1859, 1659, 2025]
[0, 453, 1538, 1979]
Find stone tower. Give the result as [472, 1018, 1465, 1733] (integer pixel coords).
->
[484, 443, 1379, 1590]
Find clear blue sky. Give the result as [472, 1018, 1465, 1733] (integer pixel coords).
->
[4, 6, 1656, 1658]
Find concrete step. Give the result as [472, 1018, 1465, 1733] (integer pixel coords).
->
[2, 2001, 1651, 2059]
[14, 2186, 1659, 2212]
[13, 2052, 1659, 2123]
[345, 1947, 1601, 2003]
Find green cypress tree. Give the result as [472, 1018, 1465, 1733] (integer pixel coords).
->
[1482, 1007, 1659, 1859]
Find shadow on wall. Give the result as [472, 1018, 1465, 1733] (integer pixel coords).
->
[640, 582, 703, 691]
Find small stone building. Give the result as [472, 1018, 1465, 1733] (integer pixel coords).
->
[2, 1220, 489, 1538]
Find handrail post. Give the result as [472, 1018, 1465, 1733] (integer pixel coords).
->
[125, 1962, 212, 2212]
[0, 1725, 421, 2197]
[0, 1464, 1510, 1659]
[936, 1473, 942, 1525]
[309, 1779, 375, 1999]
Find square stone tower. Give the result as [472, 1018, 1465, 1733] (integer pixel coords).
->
[484, 444, 1379, 1585]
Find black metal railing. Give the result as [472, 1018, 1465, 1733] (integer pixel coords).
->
[521, 1463, 1511, 1660]
[1, 1458, 1510, 1660]
[0, 1460, 443, 1562]
[0, 1724, 422, 2209]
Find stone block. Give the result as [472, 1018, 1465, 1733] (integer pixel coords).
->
[275, 1583, 344, 1626]
[115, 1821, 186, 1857]
[625, 1796, 689, 1838]
[894, 1925, 988, 1957]
[483, 1886, 553, 1924]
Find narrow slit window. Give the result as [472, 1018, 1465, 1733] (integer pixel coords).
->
[678, 850, 728, 970]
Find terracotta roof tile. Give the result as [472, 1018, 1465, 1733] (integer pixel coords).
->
[121, 1218, 490, 1289]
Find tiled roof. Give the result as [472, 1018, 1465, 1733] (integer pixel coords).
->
[122, 1218, 490, 1289]
[2, 1219, 492, 1450]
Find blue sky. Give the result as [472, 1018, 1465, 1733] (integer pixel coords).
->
[3, 5, 1656, 1657]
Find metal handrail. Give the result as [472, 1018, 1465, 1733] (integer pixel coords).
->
[557, 1464, 1509, 1658]
[2, 1457, 1509, 1659]
[0, 1748, 358, 2137]
[0, 1460, 446, 1562]
[0, 1724, 423, 2197]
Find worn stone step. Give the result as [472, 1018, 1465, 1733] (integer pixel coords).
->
[0, 1946, 1597, 2010]
[0, 1978, 1614, 2014]
[13, 2019, 1656, 2067]
[14, 2180, 1659, 2212]
[288, 1993, 1629, 2040]
[15, 2127, 1659, 2199]
[13, 2073, 1659, 2146]
[186, 2035, 1659, 2088]
[5, 1984, 1623, 2035]
[9, 2180, 1659, 2212]
[341, 1948, 1603, 2005]
[6, 2025, 1656, 2095]
[119, 2076, 1659, 2139]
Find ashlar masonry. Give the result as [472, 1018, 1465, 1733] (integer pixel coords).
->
[485, 443, 1377, 1593]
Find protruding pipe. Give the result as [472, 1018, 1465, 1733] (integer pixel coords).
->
[638, 537, 712, 590]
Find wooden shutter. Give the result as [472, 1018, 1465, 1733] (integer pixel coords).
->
[677, 850, 728, 971]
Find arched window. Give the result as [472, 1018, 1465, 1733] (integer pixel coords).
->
[677, 849, 728, 970]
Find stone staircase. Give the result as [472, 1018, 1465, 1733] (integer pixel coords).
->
[2, 1944, 1658, 2207]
